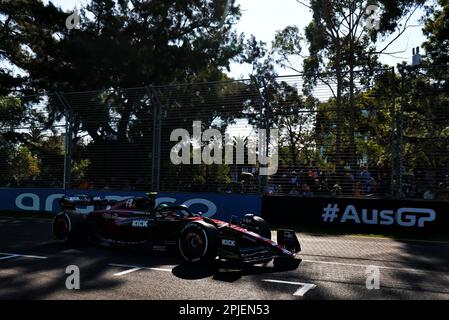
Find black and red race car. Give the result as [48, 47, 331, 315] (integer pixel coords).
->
[53, 193, 301, 269]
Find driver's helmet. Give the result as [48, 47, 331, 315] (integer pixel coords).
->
[157, 203, 169, 209]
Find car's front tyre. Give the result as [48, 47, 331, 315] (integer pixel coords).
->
[178, 221, 218, 264]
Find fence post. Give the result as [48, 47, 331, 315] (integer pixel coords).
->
[146, 86, 162, 192]
[56, 92, 72, 191]
[397, 66, 406, 199]
[390, 67, 397, 198]
[252, 77, 271, 194]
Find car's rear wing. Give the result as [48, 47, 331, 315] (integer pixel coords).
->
[60, 195, 117, 211]
[277, 229, 301, 254]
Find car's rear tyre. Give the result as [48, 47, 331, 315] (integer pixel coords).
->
[178, 221, 218, 264]
[53, 212, 87, 244]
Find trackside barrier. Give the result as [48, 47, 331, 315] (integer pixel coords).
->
[0, 189, 261, 221]
[2, 188, 448, 234]
[262, 195, 449, 234]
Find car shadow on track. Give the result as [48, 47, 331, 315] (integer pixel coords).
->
[43, 238, 303, 284]
[172, 259, 302, 282]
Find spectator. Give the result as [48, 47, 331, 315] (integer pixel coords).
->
[7, 177, 18, 188]
[353, 182, 363, 197]
[423, 186, 436, 200]
[289, 185, 300, 196]
[331, 184, 342, 196]
[290, 171, 298, 188]
[302, 184, 314, 197]
[367, 177, 377, 195]
[240, 172, 254, 193]
[78, 180, 91, 189]
[265, 177, 278, 195]
[437, 186, 449, 201]
[360, 166, 372, 193]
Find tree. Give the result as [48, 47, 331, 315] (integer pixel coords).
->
[1, 0, 246, 136]
[1, 0, 253, 189]
[272, 0, 425, 182]
[422, 0, 449, 66]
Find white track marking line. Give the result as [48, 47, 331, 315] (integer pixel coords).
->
[109, 263, 173, 274]
[263, 279, 316, 296]
[0, 252, 47, 260]
[302, 259, 448, 275]
[296, 231, 449, 245]
[0, 255, 17, 260]
[114, 267, 142, 276]
[341, 235, 449, 245]
[149, 267, 174, 272]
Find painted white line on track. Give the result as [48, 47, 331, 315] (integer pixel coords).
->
[0, 255, 17, 260]
[302, 259, 448, 275]
[109, 263, 173, 273]
[149, 267, 174, 272]
[263, 279, 316, 296]
[0, 252, 48, 259]
[114, 267, 142, 276]
[341, 235, 449, 245]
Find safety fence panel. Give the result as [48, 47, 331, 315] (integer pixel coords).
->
[398, 65, 449, 201]
[1, 67, 447, 202]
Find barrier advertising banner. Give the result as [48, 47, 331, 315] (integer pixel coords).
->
[0, 189, 261, 221]
[262, 195, 449, 234]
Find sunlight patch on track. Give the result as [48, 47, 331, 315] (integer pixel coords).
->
[302, 258, 449, 276]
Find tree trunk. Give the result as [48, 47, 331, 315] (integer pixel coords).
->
[335, 46, 343, 185]
[348, 3, 357, 180]
[118, 101, 132, 142]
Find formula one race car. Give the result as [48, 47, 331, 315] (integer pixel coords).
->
[53, 193, 301, 269]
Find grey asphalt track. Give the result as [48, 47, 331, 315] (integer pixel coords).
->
[1, 216, 449, 300]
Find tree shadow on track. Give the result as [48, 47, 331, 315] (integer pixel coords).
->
[0, 246, 122, 300]
[382, 238, 449, 297]
[0, 239, 177, 299]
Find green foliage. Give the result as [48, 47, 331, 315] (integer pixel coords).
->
[399, 64, 449, 174]
[422, 0, 449, 65]
[0, 0, 447, 194]
[0, 97, 25, 128]
[7, 145, 40, 181]
[0, 0, 253, 188]
[270, 0, 425, 177]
